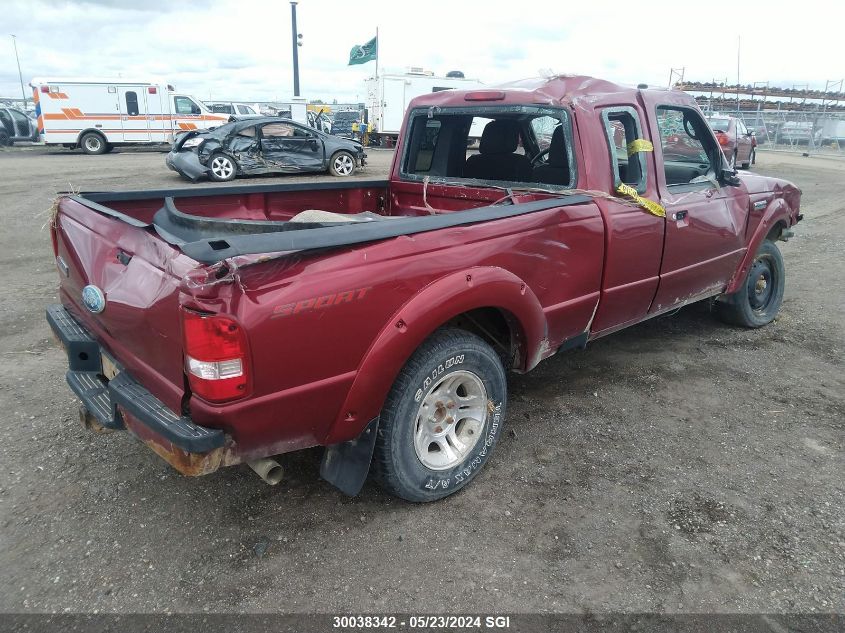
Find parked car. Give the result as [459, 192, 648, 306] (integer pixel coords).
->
[47, 75, 802, 502]
[331, 110, 361, 138]
[705, 114, 755, 169]
[0, 105, 39, 145]
[776, 121, 814, 145]
[166, 117, 366, 182]
[205, 101, 263, 121]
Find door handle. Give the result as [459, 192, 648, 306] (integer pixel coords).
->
[672, 210, 688, 221]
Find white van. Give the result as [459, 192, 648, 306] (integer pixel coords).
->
[31, 77, 230, 154]
[205, 102, 263, 120]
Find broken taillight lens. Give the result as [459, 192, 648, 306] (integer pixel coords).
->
[181, 307, 250, 403]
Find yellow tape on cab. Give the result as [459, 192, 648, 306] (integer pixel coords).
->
[615, 183, 666, 218]
[626, 139, 654, 156]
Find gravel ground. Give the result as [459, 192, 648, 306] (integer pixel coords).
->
[0, 146, 842, 614]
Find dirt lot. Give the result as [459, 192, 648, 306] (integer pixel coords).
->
[0, 147, 842, 615]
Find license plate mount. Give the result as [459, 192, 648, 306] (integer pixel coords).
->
[101, 352, 120, 380]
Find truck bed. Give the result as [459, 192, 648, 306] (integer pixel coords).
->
[73, 179, 593, 263]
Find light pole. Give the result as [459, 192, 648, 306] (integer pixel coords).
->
[290, 2, 301, 97]
[10, 34, 26, 102]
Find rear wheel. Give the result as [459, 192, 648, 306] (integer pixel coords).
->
[80, 132, 107, 155]
[715, 240, 785, 328]
[208, 153, 237, 181]
[728, 151, 737, 170]
[329, 151, 356, 177]
[372, 328, 507, 502]
[0, 131, 12, 147]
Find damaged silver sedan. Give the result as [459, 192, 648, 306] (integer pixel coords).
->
[166, 117, 366, 182]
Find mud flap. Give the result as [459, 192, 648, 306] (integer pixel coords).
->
[319, 417, 379, 496]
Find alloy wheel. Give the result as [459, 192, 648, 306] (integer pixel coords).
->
[413, 370, 487, 470]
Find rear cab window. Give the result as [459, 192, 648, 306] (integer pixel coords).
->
[600, 106, 648, 193]
[655, 106, 721, 190]
[400, 105, 576, 190]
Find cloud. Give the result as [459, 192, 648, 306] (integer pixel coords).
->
[1, 0, 841, 104]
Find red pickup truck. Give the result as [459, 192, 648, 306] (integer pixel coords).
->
[47, 76, 802, 502]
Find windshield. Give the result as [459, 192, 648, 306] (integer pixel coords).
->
[706, 118, 731, 132]
[334, 111, 359, 121]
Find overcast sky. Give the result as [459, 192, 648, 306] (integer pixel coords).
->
[2, 0, 842, 103]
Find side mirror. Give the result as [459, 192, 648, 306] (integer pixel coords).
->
[722, 168, 741, 186]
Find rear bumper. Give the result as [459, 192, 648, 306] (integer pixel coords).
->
[47, 304, 230, 472]
[165, 151, 209, 181]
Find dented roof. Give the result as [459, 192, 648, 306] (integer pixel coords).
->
[408, 75, 672, 109]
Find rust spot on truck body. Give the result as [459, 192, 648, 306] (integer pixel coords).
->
[121, 408, 240, 477]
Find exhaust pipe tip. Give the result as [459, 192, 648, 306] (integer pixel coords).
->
[247, 458, 284, 486]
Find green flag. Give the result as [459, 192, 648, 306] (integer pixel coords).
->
[348, 36, 377, 66]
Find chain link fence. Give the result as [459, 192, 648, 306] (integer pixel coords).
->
[702, 105, 845, 157]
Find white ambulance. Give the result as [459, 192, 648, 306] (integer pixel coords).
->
[31, 77, 230, 154]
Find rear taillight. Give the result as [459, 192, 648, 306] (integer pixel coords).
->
[716, 132, 729, 146]
[181, 307, 250, 403]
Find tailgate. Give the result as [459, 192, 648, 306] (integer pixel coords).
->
[52, 196, 197, 412]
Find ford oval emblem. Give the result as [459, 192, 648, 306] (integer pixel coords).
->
[81, 285, 106, 314]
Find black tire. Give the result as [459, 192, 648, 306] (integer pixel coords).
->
[728, 151, 737, 170]
[751, 148, 756, 165]
[103, 144, 115, 154]
[207, 152, 237, 182]
[0, 131, 11, 147]
[714, 240, 785, 328]
[329, 151, 356, 177]
[372, 328, 507, 502]
[79, 132, 107, 155]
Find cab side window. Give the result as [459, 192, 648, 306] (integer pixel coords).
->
[656, 106, 719, 188]
[600, 107, 647, 193]
[174, 97, 200, 115]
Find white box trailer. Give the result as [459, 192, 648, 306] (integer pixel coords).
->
[365, 71, 486, 144]
[31, 77, 230, 154]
